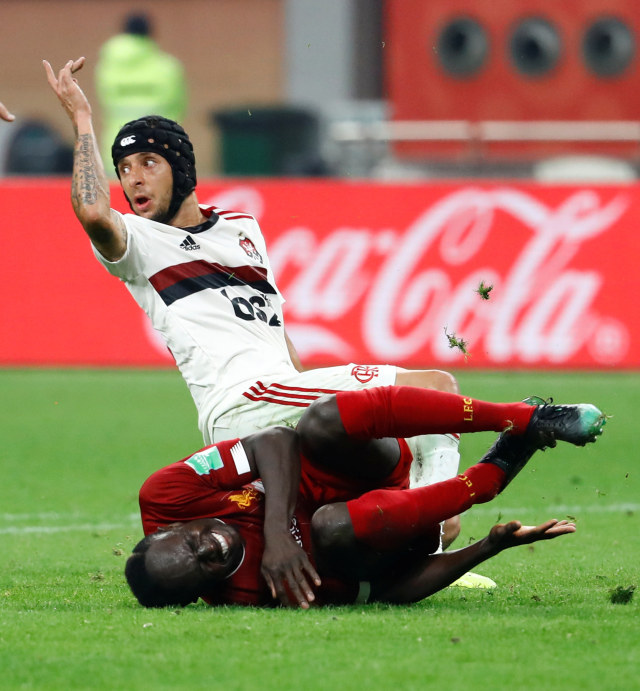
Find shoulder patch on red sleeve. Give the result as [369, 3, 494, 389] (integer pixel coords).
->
[229, 441, 250, 475]
[180, 439, 254, 489]
[184, 446, 224, 475]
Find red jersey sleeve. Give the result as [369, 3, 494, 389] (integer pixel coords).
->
[178, 439, 255, 488]
[139, 439, 258, 534]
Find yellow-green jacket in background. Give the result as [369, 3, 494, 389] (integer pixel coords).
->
[95, 33, 187, 172]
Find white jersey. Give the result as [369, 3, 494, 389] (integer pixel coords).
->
[93, 205, 296, 435]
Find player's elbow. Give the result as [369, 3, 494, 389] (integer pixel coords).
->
[71, 186, 106, 220]
[78, 207, 111, 236]
[81, 216, 125, 261]
[434, 370, 460, 394]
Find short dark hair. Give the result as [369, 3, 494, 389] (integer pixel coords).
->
[124, 13, 152, 37]
[125, 535, 199, 608]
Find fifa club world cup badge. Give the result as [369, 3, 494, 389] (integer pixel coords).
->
[351, 365, 380, 384]
[239, 235, 263, 263]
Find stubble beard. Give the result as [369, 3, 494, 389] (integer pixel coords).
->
[149, 202, 173, 225]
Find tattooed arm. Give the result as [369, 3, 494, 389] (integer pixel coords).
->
[43, 58, 126, 261]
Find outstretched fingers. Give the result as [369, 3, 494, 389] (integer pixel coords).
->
[526, 519, 577, 539]
[43, 57, 92, 122]
[287, 559, 322, 609]
[43, 57, 85, 93]
[70, 57, 85, 74]
[42, 59, 58, 90]
[511, 519, 577, 541]
[263, 554, 321, 609]
[490, 518, 576, 549]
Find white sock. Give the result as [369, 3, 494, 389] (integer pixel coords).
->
[406, 433, 461, 489]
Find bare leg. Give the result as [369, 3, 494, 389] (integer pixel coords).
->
[395, 368, 460, 394]
[441, 514, 460, 550]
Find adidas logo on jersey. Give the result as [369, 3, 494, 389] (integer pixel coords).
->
[179, 235, 201, 251]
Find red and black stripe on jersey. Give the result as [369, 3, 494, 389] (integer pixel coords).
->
[148, 260, 277, 306]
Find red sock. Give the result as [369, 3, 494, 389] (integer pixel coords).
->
[336, 386, 534, 439]
[346, 463, 504, 550]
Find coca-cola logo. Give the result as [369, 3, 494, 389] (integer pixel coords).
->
[208, 186, 630, 367]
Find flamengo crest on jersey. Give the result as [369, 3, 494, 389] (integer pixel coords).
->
[239, 236, 262, 262]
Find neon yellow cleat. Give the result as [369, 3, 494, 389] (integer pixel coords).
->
[449, 571, 497, 589]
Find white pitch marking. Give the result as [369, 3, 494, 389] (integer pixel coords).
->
[0, 506, 637, 536]
[1, 512, 139, 522]
[468, 502, 639, 516]
[0, 517, 140, 535]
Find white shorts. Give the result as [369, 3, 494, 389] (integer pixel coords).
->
[207, 363, 396, 444]
[206, 363, 460, 490]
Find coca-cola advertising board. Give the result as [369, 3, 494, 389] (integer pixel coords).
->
[0, 179, 636, 369]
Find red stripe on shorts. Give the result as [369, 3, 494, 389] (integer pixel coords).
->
[252, 381, 339, 396]
[242, 380, 340, 406]
[242, 392, 311, 407]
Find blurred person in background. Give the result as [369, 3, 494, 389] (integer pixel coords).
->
[95, 12, 187, 171]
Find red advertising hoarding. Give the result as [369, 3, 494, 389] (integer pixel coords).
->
[0, 179, 637, 369]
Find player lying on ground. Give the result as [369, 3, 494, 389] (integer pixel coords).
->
[125, 386, 606, 608]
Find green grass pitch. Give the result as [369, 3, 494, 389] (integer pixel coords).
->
[1, 369, 638, 690]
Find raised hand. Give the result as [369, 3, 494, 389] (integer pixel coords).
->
[43, 57, 89, 124]
[489, 518, 576, 551]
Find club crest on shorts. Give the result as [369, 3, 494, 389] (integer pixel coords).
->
[351, 365, 380, 384]
[239, 235, 263, 263]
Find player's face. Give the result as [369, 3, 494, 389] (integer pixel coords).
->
[117, 152, 173, 222]
[145, 518, 245, 597]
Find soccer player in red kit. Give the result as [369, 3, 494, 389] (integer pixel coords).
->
[126, 387, 605, 608]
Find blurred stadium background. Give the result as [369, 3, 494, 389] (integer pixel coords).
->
[1, 0, 639, 372]
[1, 4, 638, 688]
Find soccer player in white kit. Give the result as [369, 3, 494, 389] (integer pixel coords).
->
[44, 57, 491, 585]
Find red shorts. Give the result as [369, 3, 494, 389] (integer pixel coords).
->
[298, 438, 412, 509]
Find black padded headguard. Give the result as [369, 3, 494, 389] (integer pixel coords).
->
[112, 115, 197, 223]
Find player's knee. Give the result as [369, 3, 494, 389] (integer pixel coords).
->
[442, 515, 461, 549]
[433, 370, 459, 394]
[297, 395, 343, 453]
[396, 368, 459, 394]
[311, 504, 354, 554]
